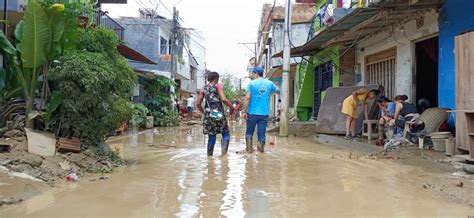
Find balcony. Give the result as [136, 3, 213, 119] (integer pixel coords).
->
[93, 10, 125, 40]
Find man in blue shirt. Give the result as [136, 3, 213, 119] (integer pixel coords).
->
[243, 67, 280, 153]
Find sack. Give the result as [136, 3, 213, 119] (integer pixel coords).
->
[204, 92, 224, 121]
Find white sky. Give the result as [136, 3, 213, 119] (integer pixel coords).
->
[103, 0, 286, 79]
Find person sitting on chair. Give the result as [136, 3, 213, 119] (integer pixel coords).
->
[376, 96, 396, 145]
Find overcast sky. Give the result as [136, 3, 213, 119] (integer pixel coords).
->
[103, 0, 286, 78]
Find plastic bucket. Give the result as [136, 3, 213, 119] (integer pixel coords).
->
[432, 138, 447, 152]
[445, 138, 455, 156]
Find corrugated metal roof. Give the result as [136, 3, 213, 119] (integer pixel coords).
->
[284, 0, 443, 57]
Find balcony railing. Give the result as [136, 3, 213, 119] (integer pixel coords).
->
[93, 10, 125, 40]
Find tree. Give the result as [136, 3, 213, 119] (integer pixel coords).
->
[220, 73, 246, 101]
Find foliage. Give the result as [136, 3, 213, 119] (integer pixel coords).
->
[0, 0, 80, 127]
[109, 148, 124, 166]
[143, 76, 179, 127]
[77, 27, 137, 97]
[48, 50, 136, 146]
[221, 73, 246, 101]
[143, 75, 176, 98]
[129, 102, 149, 126]
[76, 27, 120, 60]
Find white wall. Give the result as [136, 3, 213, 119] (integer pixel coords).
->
[189, 29, 207, 91]
[355, 10, 439, 101]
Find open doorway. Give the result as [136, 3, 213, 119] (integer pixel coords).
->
[415, 36, 438, 112]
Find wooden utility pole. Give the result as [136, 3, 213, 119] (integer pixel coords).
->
[280, 0, 291, 137]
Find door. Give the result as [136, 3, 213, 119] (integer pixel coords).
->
[313, 62, 333, 118]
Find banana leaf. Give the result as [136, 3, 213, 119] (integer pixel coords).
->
[18, 0, 50, 69]
[46, 7, 66, 60]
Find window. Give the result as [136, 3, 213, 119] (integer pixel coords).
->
[160, 37, 168, 55]
[365, 47, 396, 99]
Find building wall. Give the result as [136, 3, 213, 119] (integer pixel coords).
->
[355, 10, 439, 101]
[119, 18, 172, 75]
[439, 1, 474, 118]
[271, 22, 312, 68]
[189, 30, 207, 91]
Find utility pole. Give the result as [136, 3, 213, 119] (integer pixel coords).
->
[170, 7, 179, 81]
[280, 0, 291, 137]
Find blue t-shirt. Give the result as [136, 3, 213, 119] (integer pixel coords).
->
[387, 102, 396, 117]
[247, 78, 278, 116]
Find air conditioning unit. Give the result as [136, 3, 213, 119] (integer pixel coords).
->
[17, 0, 27, 12]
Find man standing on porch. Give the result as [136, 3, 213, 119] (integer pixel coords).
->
[243, 67, 280, 153]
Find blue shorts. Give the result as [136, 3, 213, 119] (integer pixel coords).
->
[187, 107, 194, 113]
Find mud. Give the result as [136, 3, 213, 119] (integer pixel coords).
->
[370, 146, 474, 207]
[1, 123, 474, 217]
[0, 135, 123, 207]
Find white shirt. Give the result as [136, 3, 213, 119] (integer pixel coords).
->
[187, 97, 195, 108]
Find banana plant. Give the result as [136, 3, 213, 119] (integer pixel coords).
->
[0, 0, 68, 128]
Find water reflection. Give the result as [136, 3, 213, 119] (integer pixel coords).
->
[1, 125, 474, 217]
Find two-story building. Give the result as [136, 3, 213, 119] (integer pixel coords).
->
[253, 2, 315, 118]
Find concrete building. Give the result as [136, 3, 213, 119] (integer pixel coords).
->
[187, 29, 207, 91]
[254, 2, 315, 118]
[118, 11, 205, 102]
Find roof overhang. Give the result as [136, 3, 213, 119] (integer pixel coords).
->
[265, 64, 298, 79]
[118, 44, 157, 65]
[279, 0, 443, 57]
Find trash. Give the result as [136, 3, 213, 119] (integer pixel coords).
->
[455, 181, 464, 187]
[384, 138, 410, 151]
[462, 164, 474, 174]
[66, 173, 79, 182]
[99, 176, 109, 180]
[25, 128, 56, 157]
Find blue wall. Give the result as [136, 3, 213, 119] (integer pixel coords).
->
[439, 0, 474, 125]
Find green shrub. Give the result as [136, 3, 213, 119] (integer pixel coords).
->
[143, 76, 180, 127]
[49, 50, 136, 146]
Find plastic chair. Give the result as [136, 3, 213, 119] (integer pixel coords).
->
[403, 108, 449, 138]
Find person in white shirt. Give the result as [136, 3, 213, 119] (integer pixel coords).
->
[187, 95, 195, 120]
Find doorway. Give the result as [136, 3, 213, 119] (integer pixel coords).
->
[415, 36, 439, 112]
[313, 61, 333, 118]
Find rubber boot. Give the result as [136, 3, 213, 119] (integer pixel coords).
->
[221, 139, 229, 156]
[207, 144, 214, 156]
[257, 141, 265, 153]
[245, 136, 254, 153]
[378, 124, 385, 140]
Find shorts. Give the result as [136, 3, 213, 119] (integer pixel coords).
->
[341, 96, 358, 118]
[187, 107, 194, 113]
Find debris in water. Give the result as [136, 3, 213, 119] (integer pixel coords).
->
[66, 173, 79, 182]
[0, 197, 23, 206]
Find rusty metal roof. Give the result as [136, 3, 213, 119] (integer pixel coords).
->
[117, 44, 157, 65]
[282, 0, 443, 57]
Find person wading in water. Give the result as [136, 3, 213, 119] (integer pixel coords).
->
[196, 71, 234, 157]
[242, 67, 280, 153]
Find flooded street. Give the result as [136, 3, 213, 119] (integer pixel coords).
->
[1, 122, 473, 217]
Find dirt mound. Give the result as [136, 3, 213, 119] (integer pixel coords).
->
[0, 136, 120, 186]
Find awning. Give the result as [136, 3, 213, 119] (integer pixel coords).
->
[117, 44, 157, 65]
[265, 64, 298, 79]
[279, 0, 443, 57]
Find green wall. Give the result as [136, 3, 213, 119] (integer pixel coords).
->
[295, 46, 341, 121]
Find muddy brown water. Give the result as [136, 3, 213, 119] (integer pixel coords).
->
[1, 122, 473, 217]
